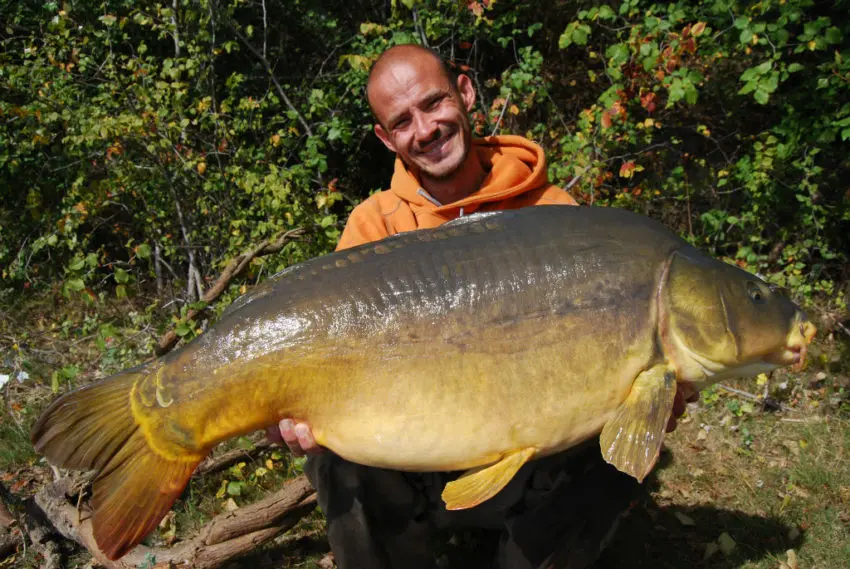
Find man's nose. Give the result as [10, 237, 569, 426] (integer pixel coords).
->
[412, 110, 439, 142]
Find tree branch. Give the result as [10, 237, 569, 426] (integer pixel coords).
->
[34, 474, 317, 569]
[195, 439, 275, 478]
[155, 228, 306, 355]
[227, 22, 313, 138]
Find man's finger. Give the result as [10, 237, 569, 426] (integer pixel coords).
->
[295, 423, 323, 455]
[280, 419, 306, 457]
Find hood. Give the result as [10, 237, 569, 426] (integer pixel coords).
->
[388, 135, 551, 214]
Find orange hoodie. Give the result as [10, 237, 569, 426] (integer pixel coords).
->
[336, 135, 577, 251]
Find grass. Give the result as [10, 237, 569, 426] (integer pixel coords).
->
[596, 367, 850, 569]
[0, 413, 37, 471]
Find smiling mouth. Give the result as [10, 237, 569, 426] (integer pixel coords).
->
[419, 131, 454, 158]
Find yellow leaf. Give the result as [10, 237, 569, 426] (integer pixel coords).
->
[756, 373, 768, 386]
[197, 162, 207, 175]
[509, 104, 520, 115]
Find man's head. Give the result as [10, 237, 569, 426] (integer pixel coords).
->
[367, 44, 477, 182]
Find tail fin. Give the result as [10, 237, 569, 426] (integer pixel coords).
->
[31, 364, 201, 560]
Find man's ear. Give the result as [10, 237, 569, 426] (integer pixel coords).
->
[457, 74, 476, 112]
[374, 123, 396, 153]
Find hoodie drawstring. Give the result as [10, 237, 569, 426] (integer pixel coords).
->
[417, 188, 443, 207]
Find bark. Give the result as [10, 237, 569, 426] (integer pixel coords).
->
[194, 439, 274, 478]
[34, 474, 317, 569]
[0, 483, 21, 560]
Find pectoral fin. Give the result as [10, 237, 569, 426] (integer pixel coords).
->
[600, 365, 677, 482]
[441, 447, 536, 510]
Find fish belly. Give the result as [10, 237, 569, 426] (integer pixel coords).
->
[296, 313, 653, 472]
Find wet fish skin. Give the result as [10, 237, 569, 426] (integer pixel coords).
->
[30, 206, 814, 559]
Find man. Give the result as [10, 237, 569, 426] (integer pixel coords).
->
[268, 44, 693, 569]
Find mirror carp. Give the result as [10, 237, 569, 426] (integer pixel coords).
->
[31, 205, 816, 559]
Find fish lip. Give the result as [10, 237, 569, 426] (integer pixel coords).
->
[765, 347, 803, 370]
[766, 320, 816, 372]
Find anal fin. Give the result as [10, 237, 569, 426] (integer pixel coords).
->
[600, 365, 677, 482]
[441, 447, 536, 510]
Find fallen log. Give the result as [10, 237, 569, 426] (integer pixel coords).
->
[34, 473, 317, 569]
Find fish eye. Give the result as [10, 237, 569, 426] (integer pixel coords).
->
[747, 281, 767, 304]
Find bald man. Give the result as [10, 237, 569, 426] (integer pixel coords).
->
[268, 45, 692, 569]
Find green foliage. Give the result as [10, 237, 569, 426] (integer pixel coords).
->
[547, 0, 849, 313]
[1, 0, 848, 321]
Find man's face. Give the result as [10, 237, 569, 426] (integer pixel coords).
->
[370, 57, 476, 181]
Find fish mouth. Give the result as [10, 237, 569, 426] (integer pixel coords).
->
[765, 319, 817, 372]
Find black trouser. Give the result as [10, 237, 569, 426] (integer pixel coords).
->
[304, 441, 641, 569]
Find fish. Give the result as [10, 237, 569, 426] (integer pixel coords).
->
[31, 205, 816, 559]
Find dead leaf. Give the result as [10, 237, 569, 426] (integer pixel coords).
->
[158, 510, 177, 545]
[778, 549, 798, 569]
[674, 512, 696, 526]
[718, 532, 736, 555]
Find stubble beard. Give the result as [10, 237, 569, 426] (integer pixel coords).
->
[418, 128, 472, 182]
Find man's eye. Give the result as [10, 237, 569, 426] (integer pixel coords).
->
[426, 98, 441, 110]
[393, 118, 410, 130]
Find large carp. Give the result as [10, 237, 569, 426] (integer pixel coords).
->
[32, 206, 815, 559]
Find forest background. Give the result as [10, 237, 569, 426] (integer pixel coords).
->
[1, 0, 849, 568]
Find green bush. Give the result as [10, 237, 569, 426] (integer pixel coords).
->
[1, 0, 847, 320]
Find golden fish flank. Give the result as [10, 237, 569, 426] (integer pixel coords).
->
[30, 205, 815, 560]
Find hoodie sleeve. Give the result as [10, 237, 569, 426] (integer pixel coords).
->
[534, 185, 578, 205]
[335, 198, 393, 251]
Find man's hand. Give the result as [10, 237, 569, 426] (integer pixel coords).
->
[666, 386, 699, 433]
[265, 420, 326, 457]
